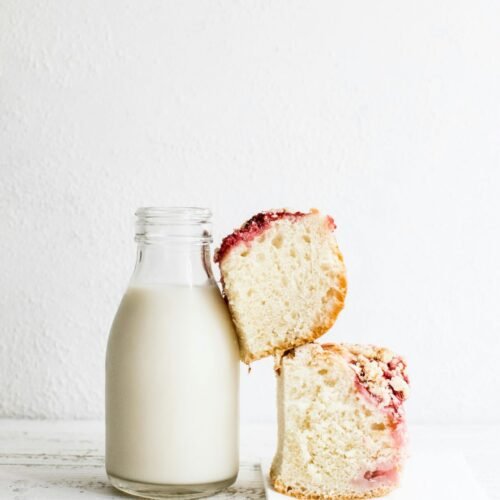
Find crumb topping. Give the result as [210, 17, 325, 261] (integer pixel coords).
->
[346, 345, 409, 417]
[322, 343, 410, 418]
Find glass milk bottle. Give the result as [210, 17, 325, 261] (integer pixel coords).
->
[106, 207, 240, 499]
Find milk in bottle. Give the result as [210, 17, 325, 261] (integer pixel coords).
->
[106, 207, 239, 499]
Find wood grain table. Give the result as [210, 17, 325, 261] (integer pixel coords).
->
[0, 421, 497, 499]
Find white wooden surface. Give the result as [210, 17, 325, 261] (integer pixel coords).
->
[0, 421, 498, 499]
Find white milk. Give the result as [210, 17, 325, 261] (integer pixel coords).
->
[105, 284, 240, 485]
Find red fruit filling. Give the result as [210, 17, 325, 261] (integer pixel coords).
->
[351, 356, 409, 421]
[214, 210, 314, 263]
[364, 467, 398, 482]
[353, 463, 399, 491]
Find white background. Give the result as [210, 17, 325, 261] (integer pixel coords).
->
[1, 0, 499, 424]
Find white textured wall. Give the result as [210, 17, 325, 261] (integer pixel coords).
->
[1, 0, 499, 423]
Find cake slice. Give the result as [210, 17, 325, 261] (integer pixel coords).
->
[271, 343, 410, 499]
[214, 209, 347, 364]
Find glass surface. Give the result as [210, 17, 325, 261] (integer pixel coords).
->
[108, 473, 238, 499]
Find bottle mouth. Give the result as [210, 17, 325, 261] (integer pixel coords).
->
[135, 207, 213, 244]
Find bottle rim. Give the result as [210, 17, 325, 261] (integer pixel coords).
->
[135, 207, 212, 222]
[135, 207, 213, 244]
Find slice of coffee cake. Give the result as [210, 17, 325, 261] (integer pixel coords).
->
[271, 343, 410, 499]
[214, 209, 347, 364]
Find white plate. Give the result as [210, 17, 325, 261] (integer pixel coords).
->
[261, 451, 490, 499]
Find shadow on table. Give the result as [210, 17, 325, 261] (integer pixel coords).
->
[77, 477, 130, 498]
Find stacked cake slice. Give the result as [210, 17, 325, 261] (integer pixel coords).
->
[214, 209, 347, 364]
[271, 343, 409, 499]
[215, 209, 409, 499]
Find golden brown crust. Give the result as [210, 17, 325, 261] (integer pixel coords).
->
[271, 474, 393, 500]
[239, 246, 347, 364]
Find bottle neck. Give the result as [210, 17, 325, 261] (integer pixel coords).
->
[130, 242, 215, 287]
[130, 207, 215, 288]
